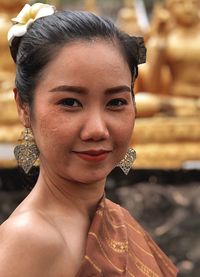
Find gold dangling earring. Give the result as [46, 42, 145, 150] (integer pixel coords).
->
[14, 127, 39, 174]
[118, 148, 136, 175]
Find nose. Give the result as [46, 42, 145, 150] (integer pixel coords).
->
[80, 110, 109, 141]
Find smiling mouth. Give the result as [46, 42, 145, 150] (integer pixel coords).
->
[72, 150, 111, 162]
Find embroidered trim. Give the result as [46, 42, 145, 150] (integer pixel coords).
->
[129, 238, 154, 257]
[85, 255, 102, 273]
[89, 232, 126, 273]
[129, 252, 160, 277]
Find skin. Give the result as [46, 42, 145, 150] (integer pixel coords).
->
[0, 39, 135, 276]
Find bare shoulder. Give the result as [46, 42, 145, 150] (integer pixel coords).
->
[0, 209, 64, 246]
[0, 210, 66, 277]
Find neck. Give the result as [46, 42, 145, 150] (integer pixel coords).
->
[31, 166, 105, 221]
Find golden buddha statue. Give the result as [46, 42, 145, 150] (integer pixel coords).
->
[146, 0, 200, 98]
[136, 0, 200, 116]
[116, 0, 142, 35]
[0, 0, 27, 91]
[0, 0, 27, 82]
[132, 0, 200, 169]
[0, 0, 27, 167]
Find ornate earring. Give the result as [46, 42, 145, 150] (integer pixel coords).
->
[118, 148, 136, 175]
[14, 127, 39, 174]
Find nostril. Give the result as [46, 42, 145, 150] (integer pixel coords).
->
[80, 125, 109, 141]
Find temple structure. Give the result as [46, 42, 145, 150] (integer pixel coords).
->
[0, 0, 199, 169]
[0, 0, 27, 167]
[132, 0, 200, 168]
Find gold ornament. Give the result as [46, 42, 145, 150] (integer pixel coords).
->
[14, 127, 39, 173]
[118, 148, 136, 175]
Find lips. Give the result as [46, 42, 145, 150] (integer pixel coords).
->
[73, 150, 111, 162]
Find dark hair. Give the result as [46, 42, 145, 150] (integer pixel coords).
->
[10, 10, 146, 107]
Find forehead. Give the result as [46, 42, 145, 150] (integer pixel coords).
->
[38, 39, 131, 88]
[57, 39, 124, 61]
[43, 39, 129, 75]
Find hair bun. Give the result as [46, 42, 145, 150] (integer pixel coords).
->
[136, 36, 146, 64]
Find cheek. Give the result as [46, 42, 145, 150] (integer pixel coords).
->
[113, 107, 135, 146]
[32, 108, 73, 151]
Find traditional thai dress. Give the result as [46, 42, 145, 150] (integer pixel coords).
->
[76, 197, 178, 276]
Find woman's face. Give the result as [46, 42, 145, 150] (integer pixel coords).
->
[29, 40, 135, 184]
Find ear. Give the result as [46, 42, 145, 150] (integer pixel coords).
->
[14, 88, 31, 127]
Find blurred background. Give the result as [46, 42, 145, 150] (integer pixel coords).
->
[0, 0, 200, 276]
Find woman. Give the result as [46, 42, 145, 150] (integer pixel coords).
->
[0, 3, 177, 276]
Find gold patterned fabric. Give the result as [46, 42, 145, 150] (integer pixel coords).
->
[76, 198, 178, 276]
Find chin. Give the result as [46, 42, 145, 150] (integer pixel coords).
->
[70, 168, 112, 185]
[79, 173, 108, 184]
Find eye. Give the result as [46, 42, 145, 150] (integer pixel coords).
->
[58, 98, 82, 107]
[107, 98, 128, 109]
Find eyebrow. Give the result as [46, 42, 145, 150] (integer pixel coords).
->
[49, 85, 86, 94]
[105, 85, 131, 95]
[49, 85, 131, 94]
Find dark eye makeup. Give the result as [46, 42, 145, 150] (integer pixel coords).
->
[57, 97, 128, 110]
[57, 98, 82, 107]
[107, 98, 128, 108]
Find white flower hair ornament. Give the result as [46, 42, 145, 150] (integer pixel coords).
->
[8, 3, 56, 46]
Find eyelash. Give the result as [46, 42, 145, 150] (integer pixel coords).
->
[58, 98, 82, 107]
[57, 98, 128, 109]
[107, 98, 128, 109]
